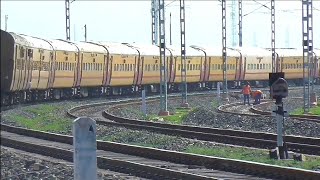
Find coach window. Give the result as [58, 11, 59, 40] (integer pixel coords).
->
[20, 47, 25, 58]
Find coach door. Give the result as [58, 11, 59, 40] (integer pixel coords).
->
[240, 57, 246, 80]
[102, 54, 112, 86]
[205, 57, 211, 82]
[171, 56, 177, 83]
[74, 51, 82, 87]
[137, 56, 144, 85]
[235, 56, 240, 81]
[47, 51, 56, 89]
[200, 57, 205, 82]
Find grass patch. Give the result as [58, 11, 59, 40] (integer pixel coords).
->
[185, 146, 320, 171]
[144, 108, 192, 124]
[7, 104, 72, 133]
[291, 104, 320, 115]
[162, 108, 191, 124]
[212, 100, 219, 109]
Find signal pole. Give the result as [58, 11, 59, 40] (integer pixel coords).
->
[222, 0, 228, 96]
[158, 0, 169, 116]
[180, 0, 188, 108]
[302, 0, 313, 113]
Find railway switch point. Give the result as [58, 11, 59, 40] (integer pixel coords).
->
[158, 111, 170, 116]
[73, 117, 97, 180]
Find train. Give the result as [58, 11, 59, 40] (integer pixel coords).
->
[1, 29, 319, 105]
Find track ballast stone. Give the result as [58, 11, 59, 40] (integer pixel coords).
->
[110, 88, 320, 138]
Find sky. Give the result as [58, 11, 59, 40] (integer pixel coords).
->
[1, 0, 319, 48]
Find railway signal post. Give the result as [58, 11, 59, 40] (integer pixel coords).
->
[158, 0, 169, 116]
[180, 0, 189, 108]
[270, 73, 289, 160]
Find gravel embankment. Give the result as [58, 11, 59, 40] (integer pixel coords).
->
[1, 87, 320, 178]
[109, 88, 320, 138]
[1, 147, 143, 180]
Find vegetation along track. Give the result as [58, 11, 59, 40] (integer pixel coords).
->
[67, 95, 320, 156]
[2, 124, 320, 180]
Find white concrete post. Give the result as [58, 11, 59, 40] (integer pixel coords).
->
[141, 89, 147, 115]
[73, 117, 97, 180]
[217, 82, 221, 98]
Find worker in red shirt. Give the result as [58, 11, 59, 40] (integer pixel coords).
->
[242, 82, 252, 105]
[252, 90, 263, 105]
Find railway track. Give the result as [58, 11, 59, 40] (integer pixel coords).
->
[2, 124, 319, 180]
[218, 99, 320, 123]
[67, 97, 320, 156]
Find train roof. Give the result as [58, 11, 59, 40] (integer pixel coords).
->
[167, 45, 204, 56]
[124, 43, 170, 56]
[232, 47, 271, 56]
[95, 41, 138, 55]
[266, 48, 302, 57]
[75, 41, 107, 53]
[48, 39, 79, 52]
[8, 32, 30, 46]
[18, 34, 53, 50]
[190, 45, 240, 57]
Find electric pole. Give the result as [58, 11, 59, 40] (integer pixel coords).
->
[180, 0, 188, 108]
[271, 0, 276, 73]
[84, 24, 87, 42]
[151, 0, 159, 45]
[222, 0, 228, 96]
[170, 12, 172, 45]
[302, 0, 313, 113]
[231, 0, 237, 47]
[158, 0, 169, 116]
[238, 0, 242, 47]
[65, 0, 71, 40]
[5, 15, 8, 31]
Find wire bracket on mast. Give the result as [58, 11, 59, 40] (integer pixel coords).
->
[158, 0, 169, 116]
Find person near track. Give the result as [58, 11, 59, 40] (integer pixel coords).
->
[242, 82, 252, 105]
